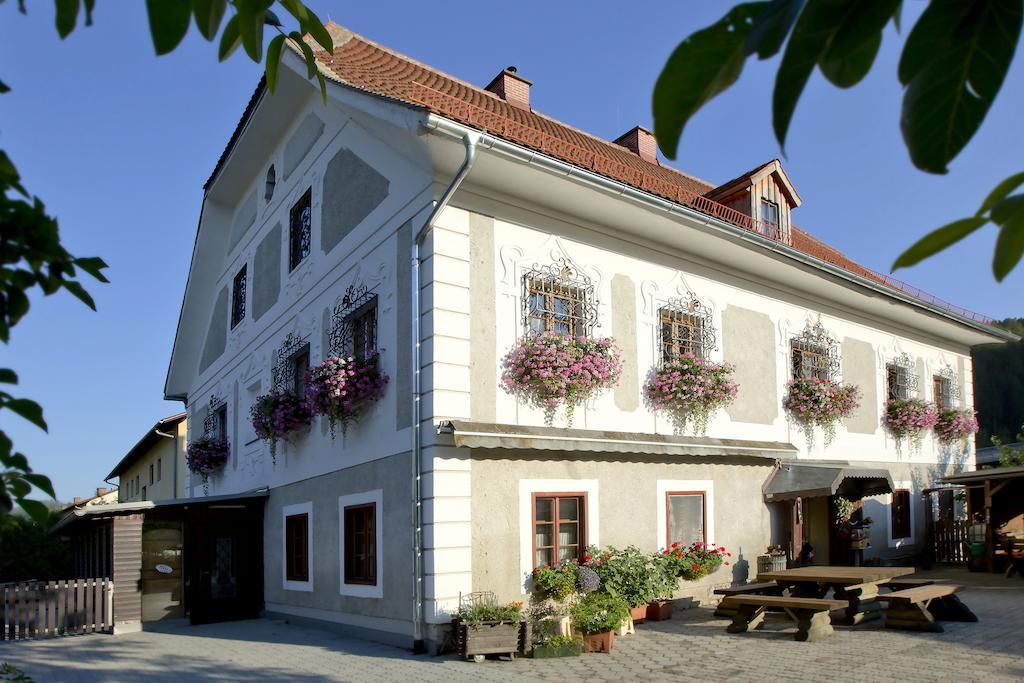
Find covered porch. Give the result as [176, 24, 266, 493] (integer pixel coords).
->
[939, 465, 1024, 573]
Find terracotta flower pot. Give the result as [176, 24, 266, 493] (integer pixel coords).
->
[581, 629, 615, 653]
[646, 600, 674, 621]
[629, 604, 649, 624]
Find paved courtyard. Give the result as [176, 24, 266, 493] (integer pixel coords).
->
[3, 568, 1023, 682]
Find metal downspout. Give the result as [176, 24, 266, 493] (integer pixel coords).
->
[411, 131, 481, 653]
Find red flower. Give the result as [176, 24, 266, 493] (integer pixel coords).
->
[675, 553, 683, 559]
[584, 555, 591, 562]
[671, 542, 679, 548]
[692, 564, 700, 571]
[662, 549, 670, 555]
[727, 552, 732, 557]
[725, 561, 730, 566]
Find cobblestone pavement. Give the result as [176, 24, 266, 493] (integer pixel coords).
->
[3, 568, 1023, 682]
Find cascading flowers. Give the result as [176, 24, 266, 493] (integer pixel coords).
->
[250, 389, 314, 464]
[501, 333, 622, 426]
[783, 378, 861, 447]
[883, 397, 938, 453]
[644, 353, 739, 435]
[934, 408, 979, 447]
[305, 352, 389, 438]
[185, 437, 230, 493]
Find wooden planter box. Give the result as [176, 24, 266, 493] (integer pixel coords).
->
[580, 629, 615, 653]
[532, 641, 583, 658]
[629, 604, 648, 624]
[646, 600, 674, 621]
[454, 620, 527, 661]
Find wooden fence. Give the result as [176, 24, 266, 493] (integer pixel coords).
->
[933, 520, 969, 564]
[2, 578, 113, 641]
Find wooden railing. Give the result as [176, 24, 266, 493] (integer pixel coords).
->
[2, 578, 113, 641]
[933, 520, 969, 565]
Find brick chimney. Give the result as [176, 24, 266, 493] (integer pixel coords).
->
[613, 126, 658, 164]
[485, 66, 531, 110]
[73, 496, 83, 505]
[96, 487, 108, 497]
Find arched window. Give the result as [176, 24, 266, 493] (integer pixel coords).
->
[264, 164, 277, 203]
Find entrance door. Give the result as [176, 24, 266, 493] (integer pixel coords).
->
[187, 504, 264, 624]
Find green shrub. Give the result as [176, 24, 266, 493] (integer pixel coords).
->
[454, 600, 523, 629]
[583, 545, 657, 607]
[570, 592, 629, 634]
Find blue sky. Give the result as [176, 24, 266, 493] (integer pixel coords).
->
[2, 2, 1021, 501]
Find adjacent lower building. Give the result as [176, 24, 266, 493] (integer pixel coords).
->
[106, 413, 188, 503]
[150, 24, 1014, 651]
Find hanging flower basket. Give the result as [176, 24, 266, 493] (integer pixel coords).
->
[644, 354, 738, 435]
[783, 378, 860, 446]
[934, 408, 979, 446]
[883, 398, 938, 452]
[500, 333, 622, 426]
[305, 352, 389, 438]
[675, 542, 729, 581]
[186, 437, 229, 493]
[250, 389, 314, 464]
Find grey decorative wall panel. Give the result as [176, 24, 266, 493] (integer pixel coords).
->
[321, 148, 389, 254]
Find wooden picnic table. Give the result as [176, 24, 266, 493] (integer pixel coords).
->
[757, 566, 916, 625]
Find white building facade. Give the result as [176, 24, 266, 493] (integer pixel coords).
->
[164, 24, 1013, 651]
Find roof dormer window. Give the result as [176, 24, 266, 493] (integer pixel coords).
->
[761, 199, 780, 237]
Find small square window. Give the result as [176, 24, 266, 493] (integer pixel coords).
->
[349, 301, 377, 361]
[526, 279, 589, 337]
[933, 375, 953, 410]
[344, 503, 377, 585]
[291, 346, 310, 395]
[660, 307, 706, 362]
[214, 404, 228, 442]
[285, 513, 309, 582]
[792, 341, 829, 380]
[666, 492, 706, 547]
[888, 365, 911, 401]
[231, 265, 247, 328]
[289, 189, 312, 271]
[532, 494, 586, 567]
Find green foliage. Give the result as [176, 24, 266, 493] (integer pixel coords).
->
[653, 0, 1024, 279]
[583, 545, 657, 608]
[0, 0, 326, 524]
[993, 427, 1024, 467]
[569, 592, 629, 634]
[532, 561, 579, 602]
[454, 600, 523, 629]
[0, 663, 34, 683]
[0, 509, 69, 582]
[971, 335, 1024, 448]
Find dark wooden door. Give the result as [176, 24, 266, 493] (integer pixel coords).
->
[187, 505, 263, 624]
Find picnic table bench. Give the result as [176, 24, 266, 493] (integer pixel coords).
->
[758, 566, 915, 625]
[721, 595, 847, 642]
[713, 581, 786, 617]
[883, 578, 935, 592]
[877, 584, 976, 632]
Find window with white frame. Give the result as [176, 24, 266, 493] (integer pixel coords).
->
[338, 490, 384, 598]
[282, 501, 313, 591]
[657, 480, 714, 551]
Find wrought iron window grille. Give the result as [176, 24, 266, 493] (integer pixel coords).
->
[203, 395, 227, 441]
[231, 265, 247, 329]
[328, 284, 378, 360]
[886, 353, 918, 401]
[272, 332, 310, 392]
[934, 365, 959, 409]
[521, 258, 598, 337]
[658, 293, 716, 364]
[790, 319, 840, 380]
[288, 189, 312, 271]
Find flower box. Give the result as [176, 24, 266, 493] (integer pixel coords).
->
[454, 620, 527, 661]
[580, 629, 615, 653]
[629, 604, 648, 624]
[646, 600, 674, 621]
[531, 641, 583, 658]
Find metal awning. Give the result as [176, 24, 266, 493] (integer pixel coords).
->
[763, 464, 894, 502]
[440, 421, 797, 460]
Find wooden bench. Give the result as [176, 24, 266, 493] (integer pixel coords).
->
[713, 581, 786, 617]
[883, 578, 935, 592]
[721, 595, 847, 642]
[877, 584, 976, 632]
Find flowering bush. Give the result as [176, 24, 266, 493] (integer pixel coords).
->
[305, 353, 389, 438]
[250, 389, 314, 463]
[455, 600, 523, 629]
[501, 333, 622, 425]
[532, 560, 579, 602]
[185, 437, 229, 492]
[783, 378, 860, 446]
[575, 565, 601, 594]
[644, 354, 739, 435]
[651, 545, 687, 599]
[935, 408, 979, 446]
[663, 540, 737, 581]
[883, 398, 938, 452]
[583, 545, 657, 608]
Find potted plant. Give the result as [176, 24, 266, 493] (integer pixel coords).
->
[185, 436, 229, 493]
[583, 545, 656, 624]
[647, 546, 685, 620]
[883, 397, 938, 452]
[677, 542, 730, 581]
[305, 352, 389, 438]
[934, 407, 979, 447]
[644, 353, 738, 435]
[570, 592, 629, 653]
[783, 377, 860, 446]
[452, 598, 525, 662]
[532, 560, 579, 602]
[500, 332, 622, 426]
[250, 389, 314, 464]
[529, 616, 583, 658]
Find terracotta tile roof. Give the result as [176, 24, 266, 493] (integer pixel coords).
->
[294, 24, 994, 326]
